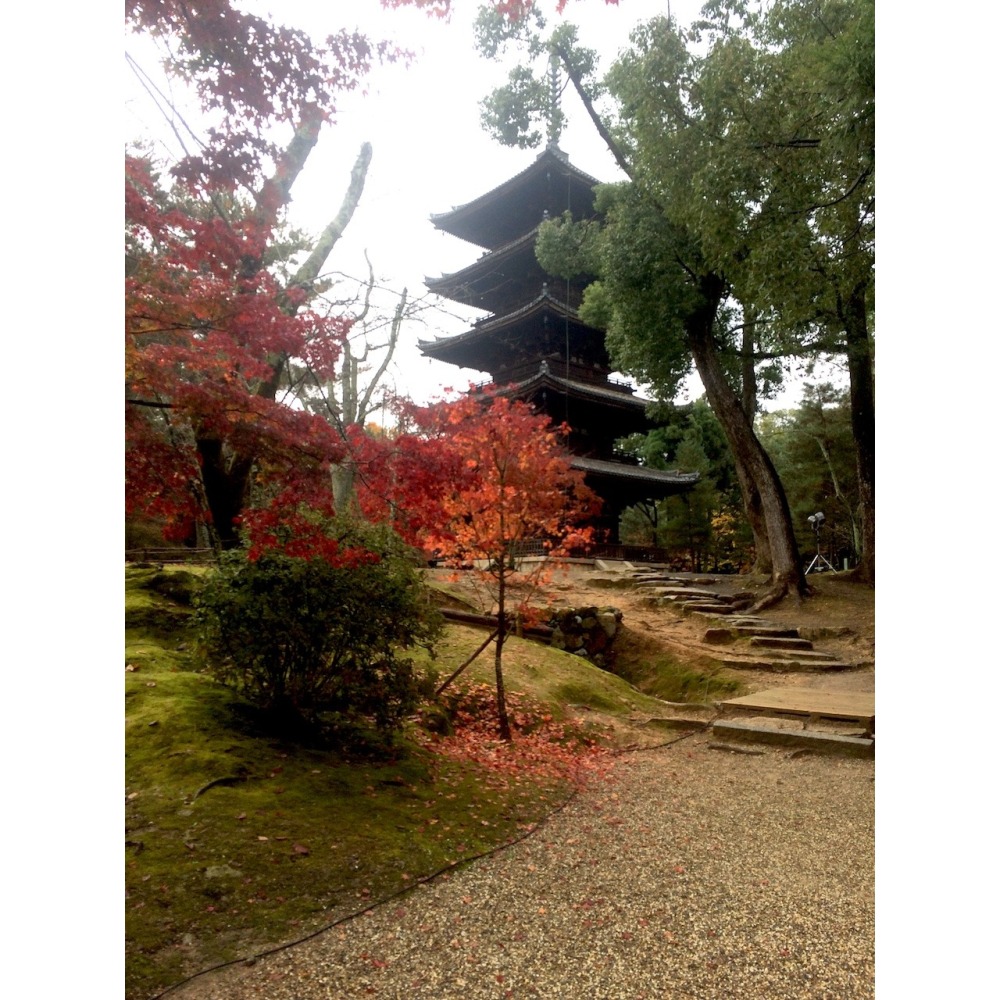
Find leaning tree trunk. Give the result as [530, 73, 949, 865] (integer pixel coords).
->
[687, 276, 807, 608]
[731, 456, 772, 577]
[840, 280, 875, 585]
[195, 138, 372, 544]
[737, 312, 772, 574]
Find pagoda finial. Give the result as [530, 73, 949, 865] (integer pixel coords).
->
[546, 51, 564, 149]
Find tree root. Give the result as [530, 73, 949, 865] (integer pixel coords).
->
[191, 773, 248, 802]
[749, 577, 811, 613]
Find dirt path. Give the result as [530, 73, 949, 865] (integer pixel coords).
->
[434, 562, 876, 701]
[173, 733, 874, 1000]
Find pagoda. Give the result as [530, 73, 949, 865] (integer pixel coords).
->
[420, 84, 696, 541]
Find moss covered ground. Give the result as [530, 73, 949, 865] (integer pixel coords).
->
[124, 566, 677, 1000]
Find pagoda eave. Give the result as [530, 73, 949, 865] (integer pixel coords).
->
[429, 146, 602, 250]
[419, 294, 609, 372]
[570, 456, 700, 506]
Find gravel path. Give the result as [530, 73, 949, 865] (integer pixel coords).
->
[174, 733, 874, 1000]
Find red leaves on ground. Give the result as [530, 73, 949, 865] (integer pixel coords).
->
[417, 683, 613, 790]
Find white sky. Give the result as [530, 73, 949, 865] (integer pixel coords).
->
[125, 0, 845, 413]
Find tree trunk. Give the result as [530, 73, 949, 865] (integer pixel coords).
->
[733, 459, 772, 576]
[686, 275, 807, 607]
[196, 438, 254, 549]
[737, 310, 772, 574]
[840, 281, 875, 585]
[330, 462, 358, 516]
[195, 142, 373, 544]
[494, 566, 513, 742]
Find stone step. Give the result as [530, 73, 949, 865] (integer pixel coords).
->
[766, 648, 839, 661]
[646, 586, 732, 600]
[719, 688, 874, 729]
[682, 602, 736, 615]
[710, 720, 874, 757]
[730, 625, 800, 638]
[689, 610, 743, 622]
[749, 635, 813, 650]
[704, 626, 799, 643]
[719, 657, 859, 673]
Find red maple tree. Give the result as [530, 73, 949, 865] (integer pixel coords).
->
[125, 1, 401, 547]
[125, 1, 619, 551]
[417, 394, 599, 740]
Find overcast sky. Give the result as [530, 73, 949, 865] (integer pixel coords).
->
[125, 0, 844, 411]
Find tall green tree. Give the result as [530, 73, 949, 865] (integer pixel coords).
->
[538, 182, 807, 604]
[624, 0, 875, 581]
[477, 8, 814, 604]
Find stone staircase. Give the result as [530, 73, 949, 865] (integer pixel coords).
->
[604, 563, 875, 757]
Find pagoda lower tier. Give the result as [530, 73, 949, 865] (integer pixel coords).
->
[470, 367, 699, 541]
[570, 456, 700, 542]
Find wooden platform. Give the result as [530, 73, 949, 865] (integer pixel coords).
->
[719, 688, 874, 729]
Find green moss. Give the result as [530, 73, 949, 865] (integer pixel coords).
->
[125, 569, 574, 1000]
[410, 625, 672, 718]
[550, 682, 622, 713]
[615, 653, 744, 703]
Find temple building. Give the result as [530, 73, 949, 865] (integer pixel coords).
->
[420, 139, 697, 542]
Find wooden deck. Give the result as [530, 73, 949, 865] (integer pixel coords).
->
[720, 688, 874, 729]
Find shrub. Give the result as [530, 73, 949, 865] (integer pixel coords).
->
[196, 520, 441, 735]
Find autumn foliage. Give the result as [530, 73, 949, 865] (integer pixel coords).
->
[125, 0, 391, 547]
[406, 394, 599, 739]
[125, 154, 352, 545]
[126, 2, 614, 553]
[419, 682, 614, 789]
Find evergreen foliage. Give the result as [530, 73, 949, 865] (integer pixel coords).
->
[196, 519, 441, 734]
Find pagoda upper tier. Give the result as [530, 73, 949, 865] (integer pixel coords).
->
[426, 227, 589, 316]
[429, 146, 601, 250]
[421, 289, 612, 385]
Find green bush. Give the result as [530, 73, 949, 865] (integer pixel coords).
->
[196, 521, 441, 735]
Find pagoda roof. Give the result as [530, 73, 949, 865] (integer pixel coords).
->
[425, 228, 545, 311]
[419, 291, 608, 372]
[430, 145, 602, 251]
[502, 367, 644, 410]
[569, 456, 700, 489]
[426, 227, 594, 314]
[570, 455, 700, 506]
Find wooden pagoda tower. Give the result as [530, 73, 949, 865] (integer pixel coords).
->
[420, 133, 696, 541]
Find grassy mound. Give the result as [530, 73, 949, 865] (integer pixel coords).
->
[124, 566, 672, 999]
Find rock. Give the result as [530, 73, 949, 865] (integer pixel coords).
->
[597, 609, 622, 638]
[703, 628, 735, 645]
